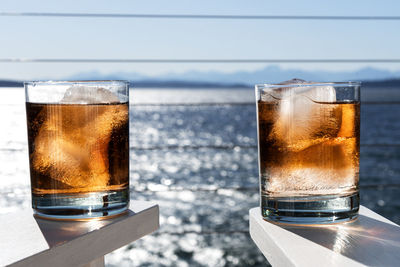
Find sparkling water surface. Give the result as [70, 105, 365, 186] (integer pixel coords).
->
[0, 88, 399, 266]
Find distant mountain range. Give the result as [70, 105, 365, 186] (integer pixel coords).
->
[2, 65, 400, 88]
[67, 65, 400, 85]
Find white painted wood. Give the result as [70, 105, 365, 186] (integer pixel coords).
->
[0, 201, 159, 267]
[250, 206, 400, 267]
[82, 257, 105, 267]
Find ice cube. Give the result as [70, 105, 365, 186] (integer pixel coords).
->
[32, 102, 128, 190]
[61, 86, 120, 104]
[265, 138, 358, 195]
[267, 165, 357, 195]
[260, 79, 308, 102]
[277, 78, 308, 85]
[271, 80, 341, 151]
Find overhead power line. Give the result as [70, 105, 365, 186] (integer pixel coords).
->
[1, 12, 400, 20]
[2, 58, 400, 63]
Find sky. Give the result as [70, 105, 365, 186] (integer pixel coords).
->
[1, 0, 400, 80]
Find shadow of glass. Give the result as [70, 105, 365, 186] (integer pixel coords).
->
[283, 215, 400, 266]
[33, 210, 135, 247]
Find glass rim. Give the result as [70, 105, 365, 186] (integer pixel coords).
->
[256, 81, 361, 89]
[24, 80, 130, 86]
[24, 80, 130, 104]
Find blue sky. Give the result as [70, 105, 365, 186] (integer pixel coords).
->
[1, 0, 400, 80]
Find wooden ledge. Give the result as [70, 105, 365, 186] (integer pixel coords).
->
[0, 201, 159, 267]
[249, 206, 400, 267]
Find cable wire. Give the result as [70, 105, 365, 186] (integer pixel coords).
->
[1, 12, 400, 20]
[2, 58, 400, 63]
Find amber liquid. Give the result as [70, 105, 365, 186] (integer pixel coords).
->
[257, 101, 360, 197]
[26, 102, 129, 196]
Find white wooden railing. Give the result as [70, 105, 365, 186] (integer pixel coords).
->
[0, 201, 159, 267]
[249, 206, 400, 266]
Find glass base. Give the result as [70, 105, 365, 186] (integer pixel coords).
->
[32, 189, 129, 220]
[261, 192, 359, 225]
